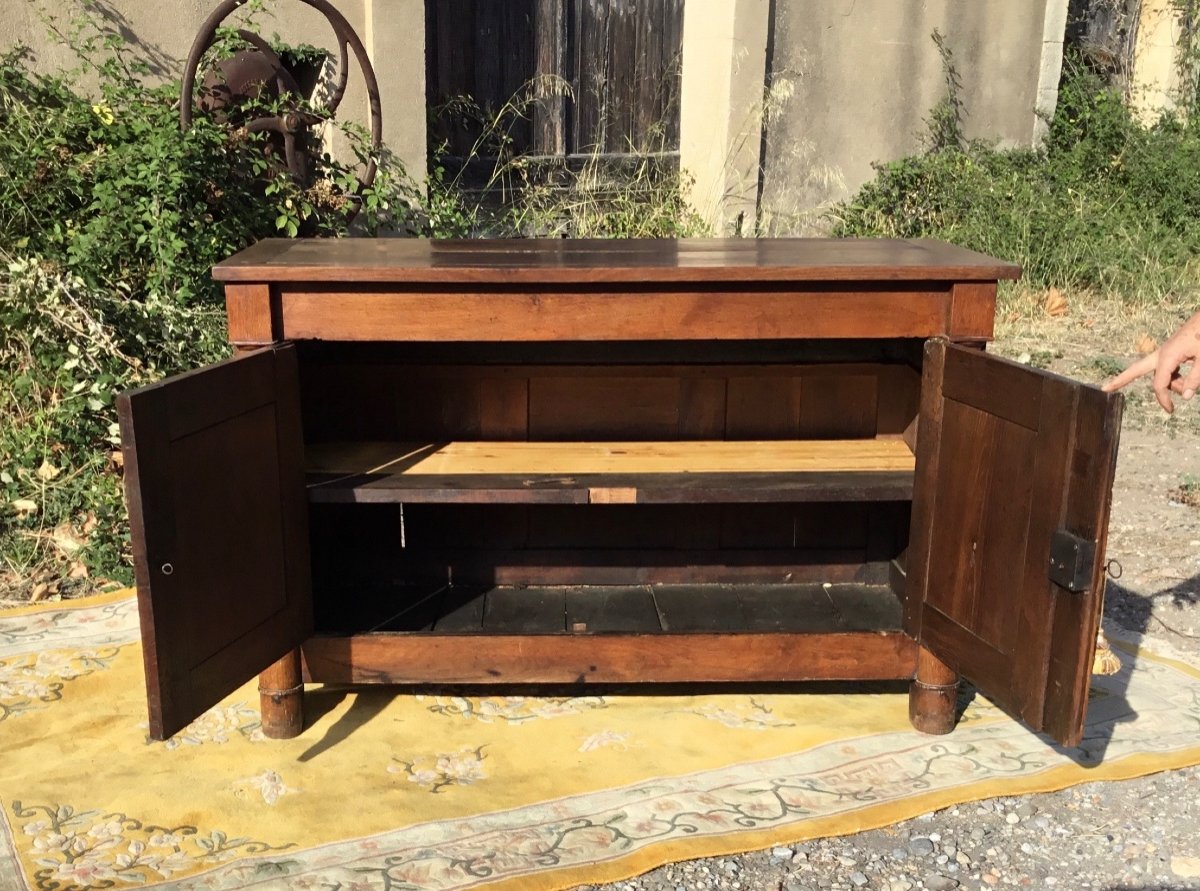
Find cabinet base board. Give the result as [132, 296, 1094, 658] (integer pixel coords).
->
[300, 630, 918, 685]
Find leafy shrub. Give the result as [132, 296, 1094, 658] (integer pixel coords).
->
[0, 258, 227, 591]
[832, 60, 1200, 304]
[0, 15, 413, 303]
[0, 6, 415, 595]
[0, 49, 274, 306]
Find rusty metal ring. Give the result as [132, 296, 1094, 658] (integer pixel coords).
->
[180, 0, 382, 213]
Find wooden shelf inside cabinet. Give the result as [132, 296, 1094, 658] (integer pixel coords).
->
[305, 439, 917, 505]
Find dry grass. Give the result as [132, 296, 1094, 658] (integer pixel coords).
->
[994, 287, 1199, 432]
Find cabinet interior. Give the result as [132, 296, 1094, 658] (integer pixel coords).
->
[296, 339, 924, 638]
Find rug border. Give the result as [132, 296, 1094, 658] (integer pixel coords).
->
[0, 587, 134, 618]
[0, 799, 31, 891]
[472, 746, 1200, 891]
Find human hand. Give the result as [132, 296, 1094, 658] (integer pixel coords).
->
[1103, 310, 1200, 413]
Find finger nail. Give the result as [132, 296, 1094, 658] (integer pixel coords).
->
[1187, 390, 1196, 400]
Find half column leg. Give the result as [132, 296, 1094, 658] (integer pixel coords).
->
[908, 645, 958, 735]
[259, 649, 304, 739]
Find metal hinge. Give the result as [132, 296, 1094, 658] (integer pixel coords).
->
[1048, 530, 1097, 593]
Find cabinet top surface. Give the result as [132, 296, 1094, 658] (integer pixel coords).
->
[213, 237, 1021, 284]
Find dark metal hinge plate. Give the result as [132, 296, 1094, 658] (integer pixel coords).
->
[1048, 529, 1098, 593]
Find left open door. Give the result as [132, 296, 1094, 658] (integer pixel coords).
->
[117, 345, 312, 740]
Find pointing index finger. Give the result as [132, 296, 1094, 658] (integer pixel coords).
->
[1102, 351, 1157, 393]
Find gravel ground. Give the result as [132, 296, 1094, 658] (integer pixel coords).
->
[575, 305, 1200, 891]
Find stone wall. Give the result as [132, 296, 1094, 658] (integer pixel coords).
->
[754, 0, 1067, 233]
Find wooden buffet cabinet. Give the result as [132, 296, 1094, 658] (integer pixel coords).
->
[116, 238, 1122, 746]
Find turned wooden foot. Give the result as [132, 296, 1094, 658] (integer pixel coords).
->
[259, 649, 304, 738]
[1092, 627, 1122, 676]
[909, 646, 958, 735]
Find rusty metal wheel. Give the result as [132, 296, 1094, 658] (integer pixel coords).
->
[180, 0, 382, 218]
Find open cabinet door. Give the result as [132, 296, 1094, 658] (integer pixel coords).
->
[117, 346, 312, 739]
[909, 339, 1122, 747]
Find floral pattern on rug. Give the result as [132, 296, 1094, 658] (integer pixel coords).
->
[118, 648, 1200, 891]
[418, 695, 608, 724]
[145, 702, 266, 749]
[132, 734, 1072, 891]
[232, 771, 300, 806]
[579, 730, 632, 752]
[684, 698, 796, 730]
[0, 646, 125, 722]
[13, 801, 293, 890]
[390, 746, 489, 793]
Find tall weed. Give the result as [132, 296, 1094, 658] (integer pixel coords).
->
[425, 76, 708, 239]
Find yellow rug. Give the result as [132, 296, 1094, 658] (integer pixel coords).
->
[3, 591, 1200, 891]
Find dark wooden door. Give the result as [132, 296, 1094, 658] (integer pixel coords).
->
[425, 0, 683, 159]
[908, 340, 1122, 747]
[117, 346, 312, 740]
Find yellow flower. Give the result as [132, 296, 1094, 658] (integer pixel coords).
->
[91, 103, 115, 125]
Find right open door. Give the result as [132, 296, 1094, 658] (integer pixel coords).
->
[908, 339, 1123, 747]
